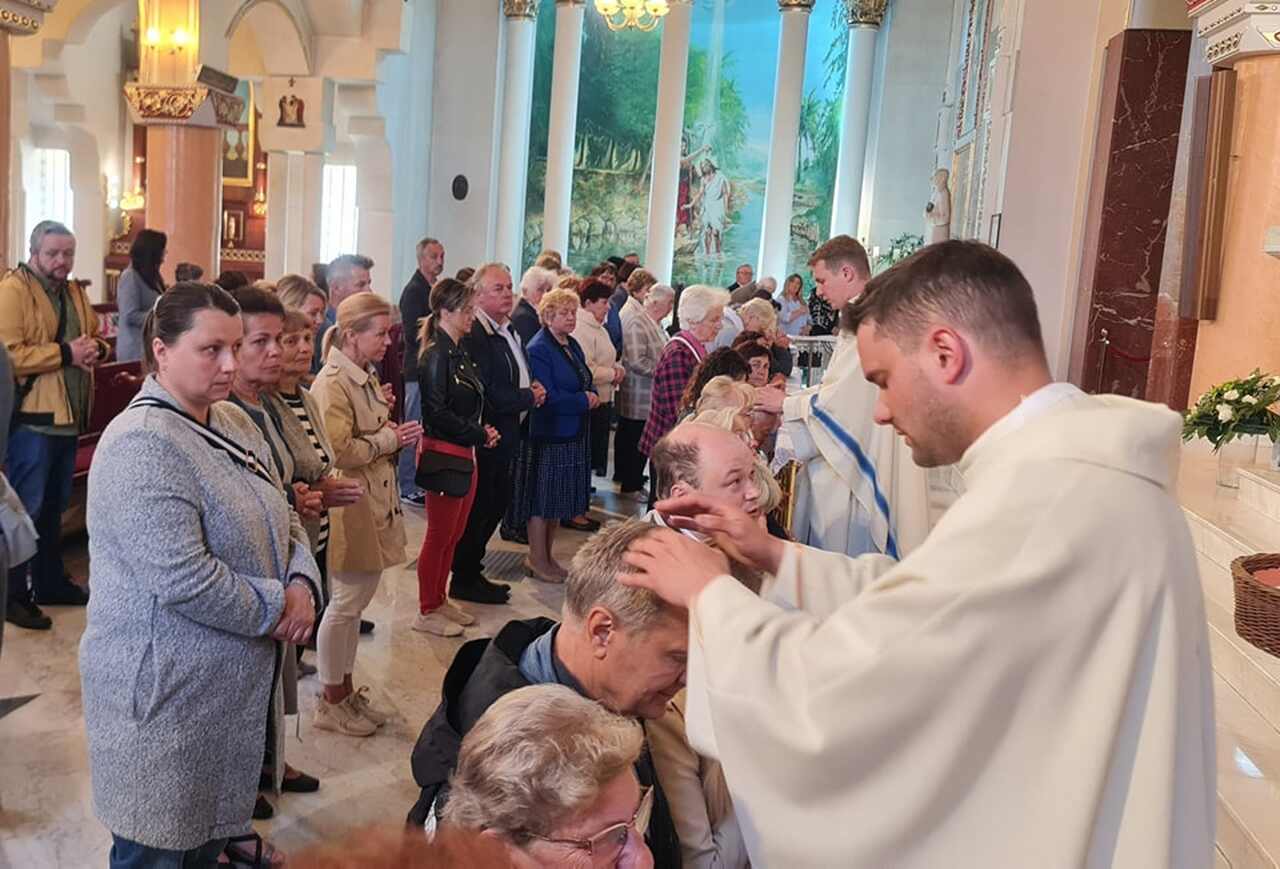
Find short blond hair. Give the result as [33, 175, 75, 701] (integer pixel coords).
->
[442, 685, 643, 843]
[277, 273, 327, 310]
[695, 375, 755, 415]
[739, 297, 778, 334]
[323, 293, 393, 359]
[565, 519, 676, 630]
[538, 287, 581, 326]
[282, 306, 311, 333]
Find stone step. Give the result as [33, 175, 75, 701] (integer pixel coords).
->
[1239, 468, 1280, 534]
[1213, 670, 1280, 869]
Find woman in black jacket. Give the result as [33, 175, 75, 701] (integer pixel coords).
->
[414, 279, 499, 637]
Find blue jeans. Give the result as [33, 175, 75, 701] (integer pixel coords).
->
[397, 381, 422, 498]
[109, 835, 227, 869]
[5, 427, 77, 604]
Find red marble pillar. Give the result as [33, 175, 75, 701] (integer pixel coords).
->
[1067, 29, 1191, 398]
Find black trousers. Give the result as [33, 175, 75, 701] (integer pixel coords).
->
[451, 449, 513, 582]
[589, 403, 613, 476]
[615, 417, 647, 491]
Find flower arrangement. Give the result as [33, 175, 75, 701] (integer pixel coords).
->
[1182, 370, 1280, 450]
[874, 234, 924, 272]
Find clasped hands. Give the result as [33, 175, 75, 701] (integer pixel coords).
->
[617, 495, 787, 609]
[68, 335, 101, 371]
[530, 380, 548, 407]
[292, 477, 366, 521]
[272, 580, 315, 644]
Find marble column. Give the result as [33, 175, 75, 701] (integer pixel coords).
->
[830, 1, 886, 239]
[1066, 29, 1191, 398]
[541, 0, 585, 260]
[758, 0, 813, 282]
[264, 151, 324, 279]
[644, 0, 694, 284]
[495, 0, 540, 272]
[126, 0, 235, 281]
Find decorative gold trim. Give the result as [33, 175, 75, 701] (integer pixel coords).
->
[222, 247, 266, 264]
[779, 0, 816, 9]
[209, 90, 245, 127]
[124, 83, 244, 127]
[846, 0, 887, 27]
[0, 7, 41, 33]
[504, 0, 537, 18]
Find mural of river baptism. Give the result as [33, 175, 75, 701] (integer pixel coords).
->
[522, 0, 848, 289]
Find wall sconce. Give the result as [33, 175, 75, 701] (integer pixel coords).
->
[251, 161, 267, 217]
[143, 25, 194, 52]
[120, 155, 146, 211]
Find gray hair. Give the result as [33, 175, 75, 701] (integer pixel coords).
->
[469, 261, 510, 289]
[442, 684, 643, 843]
[739, 297, 778, 332]
[566, 519, 672, 629]
[677, 284, 729, 327]
[29, 220, 73, 255]
[415, 237, 442, 257]
[520, 265, 556, 300]
[646, 283, 675, 306]
[326, 253, 374, 287]
[651, 426, 708, 499]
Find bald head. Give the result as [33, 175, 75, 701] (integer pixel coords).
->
[652, 422, 762, 517]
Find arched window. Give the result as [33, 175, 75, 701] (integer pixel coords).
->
[25, 147, 74, 239]
[319, 163, 358, 262]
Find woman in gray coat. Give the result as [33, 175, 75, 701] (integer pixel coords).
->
[115, 229, 167, 362]
[80, 283, 321, 868]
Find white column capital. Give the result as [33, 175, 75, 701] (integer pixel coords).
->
[1191, 1, 1280, 65]
[779, 0, 816, 11]
[503, 0, 538, 18]
[846, 0, 888, 29]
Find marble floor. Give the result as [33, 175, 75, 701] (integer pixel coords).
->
[0, 481, 647, 866]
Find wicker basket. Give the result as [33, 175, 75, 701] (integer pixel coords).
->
[1232, 553, 1280, 658]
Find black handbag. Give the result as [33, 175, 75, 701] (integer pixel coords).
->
[415, 448, 474, 497]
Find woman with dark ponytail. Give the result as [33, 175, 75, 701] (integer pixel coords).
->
[116, 229, 168, 363]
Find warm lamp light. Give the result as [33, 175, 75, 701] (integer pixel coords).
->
[143, 26, 161, 46]
[595, 0, 667, 31]
[171, 27, 190, 47]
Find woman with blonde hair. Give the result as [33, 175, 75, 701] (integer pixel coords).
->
[309, 293, 422, 737]
[738, 297, 793, 379]
[277, 274, 329, 331]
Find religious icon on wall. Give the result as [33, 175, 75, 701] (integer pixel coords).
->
[277, 92, 306, 128]
[222, 208, 246, 247]
[223, 81, 255, 188]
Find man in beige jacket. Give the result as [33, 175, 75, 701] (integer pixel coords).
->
[621, 241, 1215, 867]
[0, 221, 109, 630]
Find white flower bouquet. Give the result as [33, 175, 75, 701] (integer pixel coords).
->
[1183, 369, 1280, 450]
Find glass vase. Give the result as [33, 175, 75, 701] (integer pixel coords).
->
[1217, 435, 1263, 488]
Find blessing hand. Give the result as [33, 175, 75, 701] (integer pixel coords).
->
[653, 493, 787, 576]
[618, 528, 730, 610]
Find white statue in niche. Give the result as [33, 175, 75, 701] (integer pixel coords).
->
[924, 168, 952, 244]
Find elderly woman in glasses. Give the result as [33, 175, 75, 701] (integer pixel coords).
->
[441, 684, 654, 868]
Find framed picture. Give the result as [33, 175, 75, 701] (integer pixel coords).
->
[222, 208, 246, 246]
[222, 81, 255, 188]
[988, 212, 1002, 248]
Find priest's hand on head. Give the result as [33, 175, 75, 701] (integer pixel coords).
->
[654, 493, 787, 576]
[618, 528, 729, 610]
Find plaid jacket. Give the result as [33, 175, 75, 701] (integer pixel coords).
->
[639, 331, 705, 456]
[617, 297, 668, 420]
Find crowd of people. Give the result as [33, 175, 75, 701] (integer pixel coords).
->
[0, 218, 1216, 868]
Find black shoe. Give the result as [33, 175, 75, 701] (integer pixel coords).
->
[5, 600, 52, 630]
[499, 527, 528, 545]
[261, 769, 321, 793]
[34, 582, 89, 606]
[253, 794, 274, 820]
[450, 576, 510, 605]
[359, 619, 375, 635]
[561, 517, 601, 533]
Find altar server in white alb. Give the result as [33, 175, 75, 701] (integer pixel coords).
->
[621, 241, 1215, 868]
[774, 234, 930, 558]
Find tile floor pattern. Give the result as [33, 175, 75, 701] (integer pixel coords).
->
[0, 481, 647, 866]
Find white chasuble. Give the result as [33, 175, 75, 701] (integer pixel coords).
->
[687, 388, 1215, 868]
[781, 333, 931, 559]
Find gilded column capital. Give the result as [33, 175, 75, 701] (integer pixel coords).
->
[124, 83, 245, 128]
[779, 0, 816, 10]
[846, 0, 888, 28]
[0, 0, 58, 35]
[504, 0, 537, 18]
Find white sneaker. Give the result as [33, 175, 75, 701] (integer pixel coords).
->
[313, 695, 376, 737]
[349, 685, 390, 727]
[412, 612, 463, 637]
[439, 601, 475, 626]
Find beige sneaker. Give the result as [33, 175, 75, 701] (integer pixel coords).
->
[439, 601, 475, 626]
[349, 685, 391, 728]
[412, 612, 463, 637]
[313, 695, 376, 737]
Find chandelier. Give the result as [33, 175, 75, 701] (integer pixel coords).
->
[594, 0, 669, 32]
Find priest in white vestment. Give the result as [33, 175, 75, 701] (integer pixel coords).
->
[774, 235, 930, 558]
[622, 241, 1215, 868]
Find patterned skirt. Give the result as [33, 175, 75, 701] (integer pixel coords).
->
[511, 428, 592, 523]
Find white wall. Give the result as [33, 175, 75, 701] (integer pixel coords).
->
[863, 0, 956, 256]
[425, 0, 504, 274]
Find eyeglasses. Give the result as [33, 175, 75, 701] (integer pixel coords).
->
[527, 786, 653, 862]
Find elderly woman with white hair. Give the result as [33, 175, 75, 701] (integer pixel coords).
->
[512, 265, 557, 347]
[441, 684, 655, 868]
[638, 285, 727, 506]
[738, 297, 793, 379]
[616, 283, 674, 497]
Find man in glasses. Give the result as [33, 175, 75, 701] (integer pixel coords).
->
[409, 519, 684, 866]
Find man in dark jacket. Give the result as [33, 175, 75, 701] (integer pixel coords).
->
[409, 520, 685, 867]
[450, 263, 545, 603]
[397, 238, 444, 506]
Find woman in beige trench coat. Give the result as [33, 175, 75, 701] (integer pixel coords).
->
[308, 293, 422, 737]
